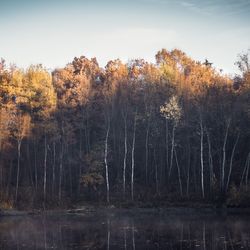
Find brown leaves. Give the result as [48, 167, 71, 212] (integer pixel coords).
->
[81, 173, 104, 190]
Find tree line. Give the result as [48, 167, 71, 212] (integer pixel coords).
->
[0, 49, 249, 208]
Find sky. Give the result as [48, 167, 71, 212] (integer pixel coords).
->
[0, 0, 249, 74]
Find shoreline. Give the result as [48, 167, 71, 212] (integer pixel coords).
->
[1, 205, 250, 217]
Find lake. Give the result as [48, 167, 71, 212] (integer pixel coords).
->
[0, 209, 250, 249]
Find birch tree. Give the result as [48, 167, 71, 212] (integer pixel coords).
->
[131, 111, 137, 201]
[11, 112, 31, 202]
[160, 95, 182, 180]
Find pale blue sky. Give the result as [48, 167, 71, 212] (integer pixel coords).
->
[0, 0, 249, 74]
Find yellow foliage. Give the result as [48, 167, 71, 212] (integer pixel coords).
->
[81, 173, 104, 191]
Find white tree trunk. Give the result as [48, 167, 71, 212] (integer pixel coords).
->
[221, 120, 230, 193]
[246, 154, 250, 190]
[168, 125, 175, 178]
[34, 141, 38, 191]
[154, 148, 159, 194]
[145, 120, 150, 185]
[240, 152, 250, 189]
[186, 143, 191, 197]
[131, 113, 137, 201]
[123, 117, 127, 197]
[59, 143, 63, 201]
[206, 129, 213, 193]
[104, 120, 110, 204]
[52, 141, 56, 196]
[226, 133, 239, 192]
[15, 140, 22, 202]
[43, 136, 47, 207]
[165, 119, 169, 176]
[200, 118, 205, 199]
[174, 147, 183, 197]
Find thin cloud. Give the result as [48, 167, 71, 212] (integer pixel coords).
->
[137, 0, 171, 4]
[179, 0, 250, 17]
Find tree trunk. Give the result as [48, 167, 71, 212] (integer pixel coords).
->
[145, 119, 150, 185]
[154, 148, 159, 195]
[26, 142, 34, 190]
[174, 147, 183, 197]
[7, 159, 13, 197]
[206, 129, 213, 194]
[34, 141, 38, 192]
[221, 120, 230, 193]
[245, 154, 250, 190]
[77, 136, 82, 197]
[68, 145, 73, 198]
[59, 143, 63, 201]
[240, 152, 250, 189]
[193, 150, 198, 194]
[226, 133, 239, 193]
[43, 136, 47, 207]
[131, 113, 137, 201]
[165, 119, 169, 184]
[0, 133, 2, 197]
[52, 141, 56, 196]
[104, 119, 110, 204]
[123, 115, 127, 198]
[200, 118, 205, 199]
[86, 109, 90, 153]
[186, 141, 191, 197]
[168, 124, 176, 179]
[15, 140, 22, 202]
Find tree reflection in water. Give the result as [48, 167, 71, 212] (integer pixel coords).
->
[0, 211, 250, 249]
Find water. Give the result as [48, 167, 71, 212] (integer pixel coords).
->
[0, 209, 250, 249]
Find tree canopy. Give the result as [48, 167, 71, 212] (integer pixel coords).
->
[0, 49, 249, 208]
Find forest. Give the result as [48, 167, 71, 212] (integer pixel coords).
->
[0, 49, 249, 209]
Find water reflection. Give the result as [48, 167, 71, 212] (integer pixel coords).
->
[107, 219, 110, 250]
[0, 211, 250, 249]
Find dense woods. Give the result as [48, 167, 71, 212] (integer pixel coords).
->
[0, 49, 249, 209]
